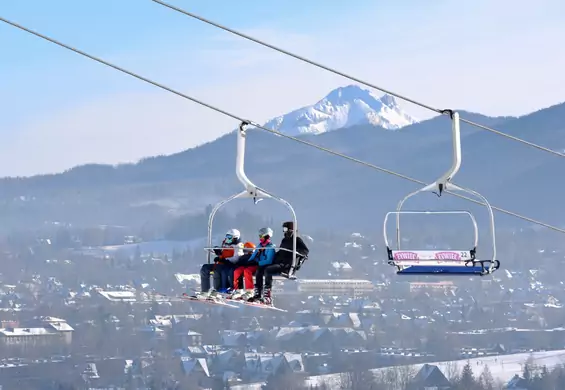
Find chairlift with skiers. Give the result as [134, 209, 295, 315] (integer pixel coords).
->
[203, 121, 301, 279]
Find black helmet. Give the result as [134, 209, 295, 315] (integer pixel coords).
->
[282, 221, 294, 231]
[282, 221, 294, 237]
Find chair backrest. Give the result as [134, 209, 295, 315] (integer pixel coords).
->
[294, 255, 308, 271]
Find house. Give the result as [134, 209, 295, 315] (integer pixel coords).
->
[410, 281, 457, 294]
[311, 328, 335, 351]
[176, 330, 203, 346]
[324, 312, 362, 329]
[297, 279, 374, 296]
[407, 364, 452, 390]
[0, 361, 72, 388]
[259, 354, 291, 379]
[0, 316, 74, 352]
[149, 315, 173, 328]
[273, 326, 367, 352]
[180, 356, 211, 387]
[505, 374, 530, 389]
[210, 349, 246, 374]
[81, 363, 100, 385]
[241, 353, 298, 382]
[182, 346, 210, 359]
[284, 353, 305, 373]
[0, 358, 127, 389]
[331, 328, 367, 347]
[221, 330, 248, 348]
[137, 325, 166, 342]
[303, 353, 332, 375]
[97, 290, 137, 302]
[171, 314, 205, 334]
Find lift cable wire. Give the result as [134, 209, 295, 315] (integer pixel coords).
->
[1, 16, 564, 235]
[151, 0, 565, 160]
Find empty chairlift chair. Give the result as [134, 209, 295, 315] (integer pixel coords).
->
[383, 110, 500, 276]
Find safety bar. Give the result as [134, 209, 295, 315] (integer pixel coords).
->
[388, 184, 497, 269]
[383, 210, 478, 250]
[204, 246, 307, 258]
[206, 121, 298, 275]
[203, 246, 305, 281]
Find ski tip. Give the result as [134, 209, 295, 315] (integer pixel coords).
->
[232, 300, 287, 312]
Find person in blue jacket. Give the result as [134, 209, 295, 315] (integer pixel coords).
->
[247, 227, 276, 304]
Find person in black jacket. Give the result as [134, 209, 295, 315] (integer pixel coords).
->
[260, 221, 309, 304]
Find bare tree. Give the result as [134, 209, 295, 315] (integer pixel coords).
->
[397, 364, 417, 389]
[493, 378, 506, 390]
[263, 372, 307, 390]
[380, 365, 417, 390]
[443, 360, 460, 383]
[339, 368, 378, 390]
[522, 353, 539, 381]
[314, 381, 332, 390]
[478, 364, 495, 390]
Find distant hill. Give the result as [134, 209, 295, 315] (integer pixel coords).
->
[0, 87, 563, 236]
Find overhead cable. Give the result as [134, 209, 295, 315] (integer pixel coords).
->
[151, 0, 565, 159]
[1, 16, 563, 234]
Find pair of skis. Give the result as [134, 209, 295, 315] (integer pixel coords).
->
[151, 291, 286, 311]
[181, 291, 287, 312]
[151, 292, 237, 308]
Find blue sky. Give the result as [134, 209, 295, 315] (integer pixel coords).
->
[1, 0, 565, 176]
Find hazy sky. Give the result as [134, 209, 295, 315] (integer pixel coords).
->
[1, 0, 564, 177]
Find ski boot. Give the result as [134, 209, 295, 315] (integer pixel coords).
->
[217, 287, 232, 296]
[261, 288, 273, 306]
[239, 289, 255, 301]
[229, 289, 250, 300]
[199, 290, 221, 301]
[185, 291, 205, 299]
[226, 289, 240, 299]
[247, 288, 262, 303]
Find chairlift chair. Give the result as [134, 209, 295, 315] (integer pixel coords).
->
[203, 121, 303, 279]
[383, 110, 500, 276]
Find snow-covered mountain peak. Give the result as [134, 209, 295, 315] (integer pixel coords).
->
[379, 93, 399, 109]
[263, 85, 418, 136]
[325, 84, 378, 103]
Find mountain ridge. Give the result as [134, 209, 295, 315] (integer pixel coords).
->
[0, 110, 510, 188]
[0, 89, 563, 233]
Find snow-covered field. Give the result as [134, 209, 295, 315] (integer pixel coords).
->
[229, 349, 565, 389]
[427, 350, 565, 379]
[303, 349, 565, 388]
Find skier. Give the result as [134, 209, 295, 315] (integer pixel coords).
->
[199, 228, 244, 295]
[246, 227, 276, 304]
[273, 221, 309, 273]
[249, 221, 309, 305]
[230, 241, 258, 300]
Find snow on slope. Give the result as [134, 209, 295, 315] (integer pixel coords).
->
[231, 350, 565, 389]
[263, 85, 418, 136]
[303, 349, 565, 388]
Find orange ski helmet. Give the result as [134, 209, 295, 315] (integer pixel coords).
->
[244, 242, 256, 248]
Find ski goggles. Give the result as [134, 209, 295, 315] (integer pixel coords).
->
[225, 234, 234, 241]
[259, 233, 269, 239]
[282, 227, 289, 232]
